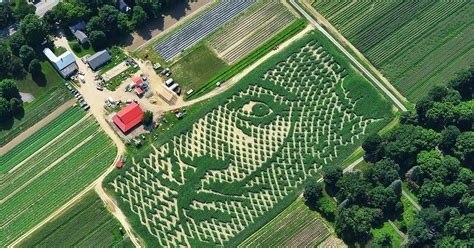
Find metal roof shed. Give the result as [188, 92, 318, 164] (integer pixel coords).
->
[87, 50, 111, 70]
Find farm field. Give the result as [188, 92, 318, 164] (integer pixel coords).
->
[0, 87, 71, 147]
[208, 1, 296, 64]
[17, 191, 133, 248]
[239, 199, 331, 247]
[318, 235, 347, 248]
[0, 110, 117, 247]
[154, 0, 256, 61]
[311, 0, 474, 101]
[105, 30, 394, 246]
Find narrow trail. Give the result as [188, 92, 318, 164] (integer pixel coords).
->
[402, 190, 422, 211]
[0, 99, 75, 155]
[290, 0, 407, 111]
[389, 220, 409, 245]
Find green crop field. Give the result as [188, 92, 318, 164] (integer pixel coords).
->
[105, 29, 394, 246]
[311, 0, 474, 101]
[240, 199, 331, 247]
[17, 191, 133, 248]
[0, 87, 71, 147]
[0, 112, 117, 246]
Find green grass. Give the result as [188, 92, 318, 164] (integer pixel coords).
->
[0, 86, 71, 147]
[53, 46, 67, 56]
[105, 28, 394, 247]
[0, 107, 85, 173]
[370, 222, 404, 247]
[17, 191, 132, 248]
[0, 117, 117, 247]
[171, 45, 228, 93]
[99, 47, 127, 74]
[402, 182, 419, 203]
[69, 41, 96, 57]
[15, 61, 64, 97]
[239, 198, 330, 247]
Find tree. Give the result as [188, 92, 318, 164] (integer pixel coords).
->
[400, 110, 418, 125]
[449, 65, 473, 100]
[454, 100, 474, 131]
[418, 180, 445, 207]
[136, 0, 162, 18]
[28, 59, 42, 75]
[322, 166, 342, 191]
[368, 186, 399, 214]
[444, 182, 468, 206]
[454, 132, 474, 166]
[0, 97, 11, 121]
[408, 206, 443, 246]
[13, 0, 36, 21]
[0, 43, 11, 77]
[335, 206, 382, 243]
[370, 233, 392, 248]
[19, 45, 35, 66]
[70, 41, 81, 52]
[415, 97, 434, 122]
[9, 56, 23, 75]
[142, 110, 153, 126]
[86, 16, 104, 33]
[428, 85, 449, 102]
[98, 5, 120, 35]
[0, 79, 20, 100]
[117, 13, 130, 33]
[9, 97, 23, 115]
[365, 159, 400, 187]
[440, 126, 461, 153]
[303, 179, 322, 204]
[132, 5, 148, 28]
[20, 14, 48, 47]
[316, 196, 336, 221]
[42, 10, 57, 27]
[336, 173, 371, 204]
[8, 32, 26, 56]
[88, 30, 107, 50]
[457, 168, 473, 184]
[0, 4, 14, 29]
[425, 102, 456, 129]
[362, 133, 384, 162]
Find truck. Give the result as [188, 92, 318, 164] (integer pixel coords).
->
[165, 78, 174, 87]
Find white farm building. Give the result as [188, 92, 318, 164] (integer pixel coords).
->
[43, 48, 78, 78]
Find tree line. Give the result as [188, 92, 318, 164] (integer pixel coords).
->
[304, 65, 473, 247]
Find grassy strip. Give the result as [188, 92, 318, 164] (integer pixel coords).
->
[185, 19, 306, 100]
[105, 66, 140, 91]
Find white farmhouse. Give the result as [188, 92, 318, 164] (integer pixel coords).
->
[43, 48, 78, 78]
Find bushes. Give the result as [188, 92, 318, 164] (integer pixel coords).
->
[70, 41, 81, 52]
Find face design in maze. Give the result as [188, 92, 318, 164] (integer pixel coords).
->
[111, 41, 377, 246]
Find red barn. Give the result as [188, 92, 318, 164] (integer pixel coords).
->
[112, 102, 144, 133]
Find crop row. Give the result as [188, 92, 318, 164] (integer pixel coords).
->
[366, 1, 468, 66]
[1, 132, 116, 246]
[222, 11, 295, 64]
[0, 87, 71, 147]
[312, 0, 351, 19]
[0, 118, 98, 199]
[154, 0, 256, 61]
[209, 1, 284, 53]
[0, 107, 85, 173]
[330, 1, 372, 28]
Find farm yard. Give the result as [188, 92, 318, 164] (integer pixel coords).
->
[154, 0, 257, 62]
[239, 199, 331, 247]
[311, 0, 474, 101]
[0, 108, 117, 246]
[208, 1, 296, 64]
[106, 30, 393, 247]
[0, 87, 71, 147]
[17, 191, 132, 248]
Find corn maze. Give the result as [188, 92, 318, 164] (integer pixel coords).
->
[209, 1, 295, 64]
[109, 32, 392, 246]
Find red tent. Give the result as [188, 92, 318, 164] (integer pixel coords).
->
[116, 161, 124, 168]
[112, 102, 144, 132]
[135, 87, 143, 96]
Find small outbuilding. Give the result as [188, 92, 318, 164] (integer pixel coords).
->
[87, 49, 111, 70]
[43, 48, 78, 78]
[132, 77, 143, 87]
[69, 21, 88, 44]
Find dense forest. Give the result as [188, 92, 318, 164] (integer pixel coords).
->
[305, 65, 473, 247]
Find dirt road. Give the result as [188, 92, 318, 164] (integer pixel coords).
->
[290, 0, 407, 111]
[0, 99, 75, 155]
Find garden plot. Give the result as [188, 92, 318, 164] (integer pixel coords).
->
[0, 114, 117, 247]
[155, 0, 256, 61]
[208, 1, 296, 64]
[108, 31, 393, 246]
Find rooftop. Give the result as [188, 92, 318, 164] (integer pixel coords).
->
[112, 102, 144, 133]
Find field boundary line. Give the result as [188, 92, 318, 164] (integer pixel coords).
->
[0, 99, 75, 155]
[4, 113, 91, 175]
[293, 0, 408, 111]
[1, 135, 95, 204]
[7, 153, 120, 248]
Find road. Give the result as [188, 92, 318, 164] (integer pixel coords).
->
[34, 0, 60, 17]
[403, 190, 422, 211]
[289, 0, 407, 112]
